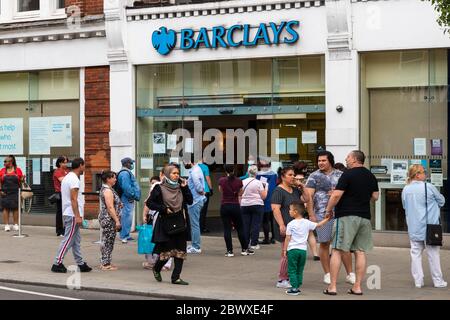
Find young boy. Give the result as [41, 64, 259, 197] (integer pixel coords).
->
[283, 202, 331, 295]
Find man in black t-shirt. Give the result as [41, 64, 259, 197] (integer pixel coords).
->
[323, 150, 379, 296]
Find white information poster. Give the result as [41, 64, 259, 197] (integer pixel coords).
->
[169, 157, 180, 164]
[413, 138, 427, 156]
[275, 138, 286, 154]
[29, 117, 50, 155]
[52, 158, 57, 169]
[381, 158, 393, 174]
[390, 160, 409, 184]
[185, 138, 194, 153]
[167, 134, 177, 150]
[431, 173, 444, 187]
[286, 138, 297, 154]
[32, 158, 41, 185]
[140, 158, 153, 169]
[271, 161, 282, 173]
[50, 116, 72, 147]
[16, 157, 26, 176]
[302, 131, 317, 144]
[153, 133, 166, 154]
[0, 118, 23, 155]
[42, 158, 51, 172]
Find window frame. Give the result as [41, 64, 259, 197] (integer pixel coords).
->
[0, 0, 67, 23]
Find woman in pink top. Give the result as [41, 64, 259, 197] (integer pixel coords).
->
[241, 165, 268, 250]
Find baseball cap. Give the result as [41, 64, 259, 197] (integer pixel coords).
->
[121, 157, 135, 165]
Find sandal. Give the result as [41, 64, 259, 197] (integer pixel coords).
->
[142, 262, 154, 270]
[323, 289, 337, 296]
[100, 264, 118, 271]
[347, 289, 363, 295]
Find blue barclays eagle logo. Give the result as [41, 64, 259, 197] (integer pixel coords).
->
[152, 27, 177, 55]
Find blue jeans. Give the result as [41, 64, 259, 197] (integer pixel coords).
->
[120, 196, 134, 240]
[241, 205, 264, 247]
[188, 200, 204, 250]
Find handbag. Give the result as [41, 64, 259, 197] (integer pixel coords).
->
[161, 210, 186, 235]
[425, 182, 443, 246]
[137, 224, 155, 254]
[48, 192, 61, 204]
[20, 182, 33, 200]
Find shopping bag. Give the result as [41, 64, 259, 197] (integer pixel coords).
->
[137, 224, 155, 254]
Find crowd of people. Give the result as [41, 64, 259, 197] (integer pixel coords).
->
[0, 149, 443, 294]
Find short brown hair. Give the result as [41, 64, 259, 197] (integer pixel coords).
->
[290, 202, 306, 216]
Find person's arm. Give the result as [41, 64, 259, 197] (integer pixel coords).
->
[143, 205, 150, 223]
[325, 190, 345, 216]
[146, 185, 168, 214]
[371, 192, 380, 202]
[260, 182, 268, 200]
[104, 189, 121, 227]
[282, 235, 291, 258]
[430, 184, 445, 207]
[271, 203, 286, 236]
[304, 188, 316, 222]
[181, 182, 194, 206]
[119, 171, 136, 200]
[300, 188, 311, 205]
[193, 170, 205, 195]
[70, 188, 82, 225]
[205, 174, 213, 192]
[316, 214, 331, 228]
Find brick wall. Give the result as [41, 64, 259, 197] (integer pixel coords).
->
[65, 0, 103, 16]
[84, 67, 110, 219]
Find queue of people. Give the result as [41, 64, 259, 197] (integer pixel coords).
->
[39, 149, 448, 293]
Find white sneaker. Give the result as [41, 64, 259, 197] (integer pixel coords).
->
[434, 281, 447, 288]
[250, 244, 260, 250]
[4, 225, 10, 232]
[276, 280, 291, 289]
[12, 224, 19, 231]
[346, 272, 356, 285]
[415, 280, 424, 288]
[225, 251, 234, 257]
[121, 239, 128, 244]
[187, 247, 202, 254]
[323, 273, 331, 285]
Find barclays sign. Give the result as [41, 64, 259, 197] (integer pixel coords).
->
[152, 21, 299, 55]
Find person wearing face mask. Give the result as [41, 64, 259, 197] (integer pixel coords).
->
[117, 157, 141, 244]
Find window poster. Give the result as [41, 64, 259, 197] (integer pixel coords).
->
[0, 118, 23, 155]
[42, 158, 51, 172]
[152, 133, 166, 154]
[167, 134, 177, 150]
[275, 138, 286, 155]
[140, 158, 153, 170]
[16, 157, 26, 176]
[32, 158, 41, 185]
[390, 160, 408, 184]
[50, 116, 72, 147]
[29, 117, 50, 155]
[381, 158, 392, 174]
[431, 139, 443, 156]
[413, 138, 426, 156]
[185, 138, 194, 153]
[286, 138, 297, 154]
[302, 131, 317, 144]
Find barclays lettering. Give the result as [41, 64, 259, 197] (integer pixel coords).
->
[151, 21, 299, 55]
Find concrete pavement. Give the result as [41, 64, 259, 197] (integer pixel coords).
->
[0, 226, 449, 300]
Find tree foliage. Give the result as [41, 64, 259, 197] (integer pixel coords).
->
[424, 0, 450, 32]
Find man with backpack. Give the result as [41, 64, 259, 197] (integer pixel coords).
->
[116, 157, 141, 244]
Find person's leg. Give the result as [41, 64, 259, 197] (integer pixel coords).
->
[308, 231, 319, 257]
[319, 242, 331, 274]
[100, 222, 115, 266]
[410, 240, 425, 286]
[220, 205, 233, 252]
[2, 208, 8, 225]
[200, 193, 210, 232]
[269, 211, 275, 242]
[119, 198, 133, 240]
[425, 244, 446, 287]
[54, 217, 76, 265]
[297, 249, 307, 288]
[262, 211, 270, 242]
[250, 206, 264, 247]
[328, 249, 343, 292]
[351, 250, 366, 293]
[12, 209, 18, 225]
[230, 205, 248, 251]
[154, 256, 169, 273]
[342, 252, 353, 274]
[240, 207, 251, 247]
[171, 257, 184, 282]
[71, 222, 84, 265]
[188, 201, 203, 250]
[287, 250, 300, 289]
[278, 240, 289, 281]
[56, 199, 64, 235]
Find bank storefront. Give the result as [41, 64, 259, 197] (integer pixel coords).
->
[117, 0, 450, 234]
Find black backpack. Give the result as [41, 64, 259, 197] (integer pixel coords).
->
[113, 169, 132, 198]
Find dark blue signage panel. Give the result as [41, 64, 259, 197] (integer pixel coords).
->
[152, 21, 300, 55]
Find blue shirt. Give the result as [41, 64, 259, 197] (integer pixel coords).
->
[256, 170, 278, 212]
[118, 167, 141, 202]
[188, 164, 206, 206]
[198, 163, 210, 193]
[402, 181, 445, 241]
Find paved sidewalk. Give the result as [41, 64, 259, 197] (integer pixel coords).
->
[0, 226, 449, 300]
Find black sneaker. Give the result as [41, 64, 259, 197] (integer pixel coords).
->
[51, 263, 67, 273]
[172, 278, 189, 285]
[313, 256, 321, 261]
[78, 262, 92, 273]
[259, 239, 271, 245]
[241, 249, 255, 256]
[286, 288, 301, 296]
[153, 270, 162, 282]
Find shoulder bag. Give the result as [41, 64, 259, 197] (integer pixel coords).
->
[161, 210, 186, 235]
[425, 182, 443, 246]
[21, 181, 33, 200]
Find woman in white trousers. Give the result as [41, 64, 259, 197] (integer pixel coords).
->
[402, 164, 447, 288]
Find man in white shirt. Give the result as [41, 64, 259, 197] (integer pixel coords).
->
[51, 158, 92, 273]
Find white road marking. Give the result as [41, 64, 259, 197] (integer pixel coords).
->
[0, 286, 82, 300]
